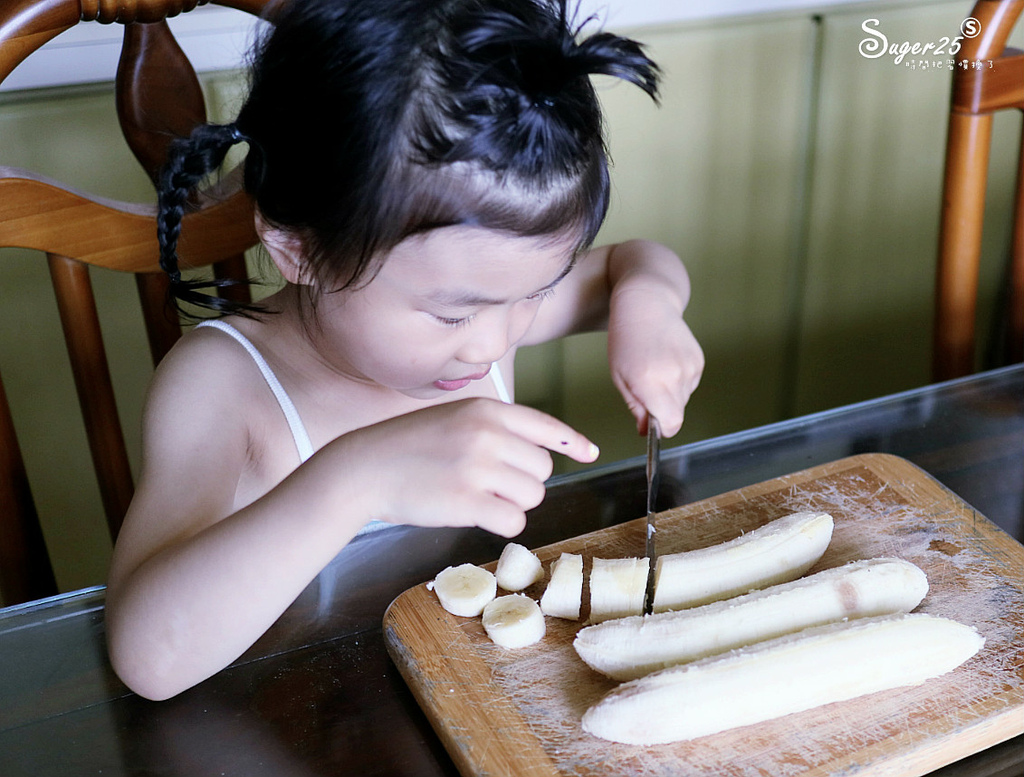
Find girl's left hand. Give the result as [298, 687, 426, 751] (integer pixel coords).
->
[607, 290, 704, 438]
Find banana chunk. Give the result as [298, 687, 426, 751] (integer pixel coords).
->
[540, 553, 584, 620]
[575, 557, 928, 680]
[588, 557, 650, 623]
[429, 563, 497, 617]
[482, 594, 546, 648]
[495, 543, 544, 592]
[653, 511, 834, 612]
[582, 613, 984, 745]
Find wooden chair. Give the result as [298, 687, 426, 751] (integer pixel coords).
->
[934, 0, 1024, 380]
[0, 0, 271, 605]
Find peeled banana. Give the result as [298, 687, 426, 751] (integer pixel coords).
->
[428, 563, 497, 617]
[652, 511, 834, 612]
[574, 557, 929, 680]
[581, 613, 984, 745]
[495, 543, 544, 591]
[588, 557, 650, 623]
[482, 594, 546, 648]
[540, 552, 584, 620]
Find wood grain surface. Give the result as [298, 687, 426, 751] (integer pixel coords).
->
[383, 454, 1024, 777]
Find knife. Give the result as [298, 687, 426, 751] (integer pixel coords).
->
[643, 414, 661, 615]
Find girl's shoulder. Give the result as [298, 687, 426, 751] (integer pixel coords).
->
[153, 322, 267, 400]
[142, 321, 275, 448]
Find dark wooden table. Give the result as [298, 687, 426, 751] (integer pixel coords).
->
[2, 365, 1022, 777]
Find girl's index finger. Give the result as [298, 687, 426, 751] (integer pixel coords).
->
[559, 436, 601, 464]
[500, 402, 600, 464]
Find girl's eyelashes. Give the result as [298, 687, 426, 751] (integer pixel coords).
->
[526, 287, 556, 302]
[430, 287, 553, 327]
[435, 313, 475, 328]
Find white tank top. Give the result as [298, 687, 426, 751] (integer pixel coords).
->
[194, 319, 512, 534]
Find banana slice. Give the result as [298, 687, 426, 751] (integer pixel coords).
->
[653, 511, 834, 612]
[482, 594, 546, 648]
[575, 557, 929, 680]
[582, 613, 984, 745]
[495, 543, 544, 591]
[428, 563, 497, 617]
[540, 552, 583, 620]
[588, 557, 650, 623]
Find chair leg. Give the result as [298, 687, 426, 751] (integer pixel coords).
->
[136, 272, 182, 367]
[934, 112, 994, 381]
[1006, 129, 1024, 366]
[47, 254, 134, 539]
[0, 372, 57, 604]
[214, 253, 253, 306]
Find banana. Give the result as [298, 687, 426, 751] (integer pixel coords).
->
[588, 557, 650, 623]
[540, 552, 584, 620]
[581, 613, 984, 745]
[575, 557, 928, 680]
[652, 511, 834, 612]
[482, 594, 546, 648]
[495, 543, 544, 592]
[428, 563, 497, 617]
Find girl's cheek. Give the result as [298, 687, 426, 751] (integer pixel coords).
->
[508, 299, 542, 343]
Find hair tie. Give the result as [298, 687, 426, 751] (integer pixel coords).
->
[229, 124, 249, 144]
[168, 270, 183, 285]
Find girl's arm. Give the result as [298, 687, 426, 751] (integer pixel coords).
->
[523, 239, 704, 437]
[105, 338, 369, 700]
[106, 337, 597, 701]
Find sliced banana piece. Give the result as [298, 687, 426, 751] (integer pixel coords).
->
[540, 552, 583, 620]
[588, 557, 650, 623]
[482, 594, 546, 648]
[495, 543, 544, 591]
[575, 557, 929, 680]
[582, 613, 984, 745]
[653, 511, 834, 612]
[428, 563, 497, 617]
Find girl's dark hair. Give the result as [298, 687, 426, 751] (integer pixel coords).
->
[157, 0, 660, 314]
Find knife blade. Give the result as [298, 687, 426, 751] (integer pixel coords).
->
[643, 415, 661, 615]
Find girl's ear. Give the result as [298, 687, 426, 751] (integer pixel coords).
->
[255, 211, 311, 285]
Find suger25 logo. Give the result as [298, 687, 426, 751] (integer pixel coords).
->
[859, 17, 981, 65]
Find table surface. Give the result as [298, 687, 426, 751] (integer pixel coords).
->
[2, 365, 1022, 777]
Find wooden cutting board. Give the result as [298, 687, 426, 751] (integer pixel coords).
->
[383, 454, 1024, 777]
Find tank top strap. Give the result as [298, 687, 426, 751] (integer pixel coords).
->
[194, 319, 316, 464]
[490, 361, 512, 404]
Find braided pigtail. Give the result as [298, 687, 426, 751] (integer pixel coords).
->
[433, 0, 659, 177]
[157, 123, 259, 316]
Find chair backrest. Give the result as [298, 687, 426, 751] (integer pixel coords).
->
[0, 0, 272, 605]
[934, 0, 1024, 380]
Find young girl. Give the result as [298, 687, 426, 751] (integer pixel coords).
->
[106, 0, 703, 700]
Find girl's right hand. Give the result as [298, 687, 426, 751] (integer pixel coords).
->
[338, 398, 599, 537]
